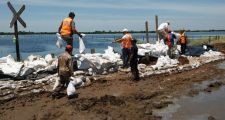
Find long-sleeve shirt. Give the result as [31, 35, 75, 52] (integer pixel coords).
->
[58, 52, 73, 77]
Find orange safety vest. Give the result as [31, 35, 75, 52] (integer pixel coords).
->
[60, 17, 73, 36]
[122, 33, 132, 48]
[180, 33, 186, 44]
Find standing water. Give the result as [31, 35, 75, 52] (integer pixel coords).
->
[153, 85, 225, 120]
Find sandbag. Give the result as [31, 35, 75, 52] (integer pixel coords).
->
[67, 81, 76, 96]
[0, 55, 24, 77]
[56, 33, 63, 48]
[52, 77, 60, 91]
[79, 34, 86, 54]
[70, 76, 85, 87]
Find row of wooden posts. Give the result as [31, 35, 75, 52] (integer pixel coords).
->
[7, 1, 160, 62]
[145, 15, 159, 43]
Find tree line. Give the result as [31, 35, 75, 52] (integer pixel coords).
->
[1, 30, 225, 35]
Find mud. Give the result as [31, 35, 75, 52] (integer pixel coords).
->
[1, 44, 225, 120]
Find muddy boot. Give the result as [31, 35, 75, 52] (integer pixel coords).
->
[52, 92, 65, 99]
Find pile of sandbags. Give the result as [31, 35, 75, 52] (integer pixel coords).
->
[137, 41, 169, 57]
[0, 54, 57, 79]
[76, 46, 122, 75]
[0, 55, 24, 78]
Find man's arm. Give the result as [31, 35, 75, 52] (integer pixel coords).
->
[71, 21, 82, 38]
[113, 38, 124, 43]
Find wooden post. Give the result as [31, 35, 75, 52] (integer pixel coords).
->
[145, 21, 149, 43]
[91, 48, 96, 54]
[14, 21, 21, 61]
[155, 15, 159, 41]
[7, 2, 26, 61]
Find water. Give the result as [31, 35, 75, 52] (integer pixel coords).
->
[1, 31, 225, 60]
[153, 80, 225, 120]
[217, 60, 225, 70]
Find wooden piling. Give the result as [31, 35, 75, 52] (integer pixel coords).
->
[91, 48, 96, 54]
[145, 21, 149, 43]
[14, 21, 21, 61]
[155, 15, 159, 41]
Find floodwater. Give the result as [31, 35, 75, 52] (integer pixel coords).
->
[153, 82, 225, 120]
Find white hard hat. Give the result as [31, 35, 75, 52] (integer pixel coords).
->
[122, 28, 128, 32]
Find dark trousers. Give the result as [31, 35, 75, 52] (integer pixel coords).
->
[122, 48, 130, 68]
[181, 43, 186, 55]
[53, 75, 70, 94]
[62, 36, 73, 48]
[130, 60, 140, 80]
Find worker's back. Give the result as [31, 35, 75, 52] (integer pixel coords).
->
[166, 33, 176, 48]
[58, 52, 73, 77]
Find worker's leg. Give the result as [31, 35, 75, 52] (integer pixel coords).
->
[167, 47, 171, 58]
[122, 48, 126, 68]
[131, 60, 140, 81]
[122, 48, 129, 68]
[52, 76, 65, 96]
[62, 36, 74, 50]
[181, 44, 186, 54]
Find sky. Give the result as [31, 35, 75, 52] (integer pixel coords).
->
[0, 0, 225, 32]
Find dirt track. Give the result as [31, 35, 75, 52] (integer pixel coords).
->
[1, 44, 225, 120]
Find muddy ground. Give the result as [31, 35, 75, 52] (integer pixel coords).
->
[1, 44, 225, 120]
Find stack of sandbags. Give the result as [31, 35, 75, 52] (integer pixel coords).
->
[0, 55, 24, 78]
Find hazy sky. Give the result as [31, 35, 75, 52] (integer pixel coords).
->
[1, 0, 225, 32]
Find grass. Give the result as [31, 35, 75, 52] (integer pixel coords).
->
[190, 36, 225, 46]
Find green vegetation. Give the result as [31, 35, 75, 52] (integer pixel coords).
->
[1, 30, 225, 35]
[190, 36, 225, 46]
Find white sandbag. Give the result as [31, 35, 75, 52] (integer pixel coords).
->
[78, 56, 98, 70]
[45, 54, 54, 65]
[151, 55, 179, 70]
[19, 67, 35, 77]
[0, 55, 24, 77]
[52, 77, 60, 91]
[70, 76, 85, 87]
[27, 54, 40, 62]
[56, 33, 63, 48]
[67, 81, 76, 96]
[79, 33, 86, 54]
[137, 42, 168, 57]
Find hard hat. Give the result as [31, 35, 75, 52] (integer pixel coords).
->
[65, 45, 73, 52]
[122, 28, 128, 32]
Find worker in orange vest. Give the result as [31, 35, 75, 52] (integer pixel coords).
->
[114, 28, 133, 68]
[179, 30, 188, 54]
[58, 12, 83, 51]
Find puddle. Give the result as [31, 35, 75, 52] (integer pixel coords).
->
[217, 60, 225, 69]
[153, 85, 225, 120]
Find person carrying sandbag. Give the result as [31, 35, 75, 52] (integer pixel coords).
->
[58, 12, 83, 53]
[158, 21, 170, 42]
[52, 45, 74, 98]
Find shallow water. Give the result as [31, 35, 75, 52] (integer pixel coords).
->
[153, 83, 225, 120]
[217, 60, 225, 70]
